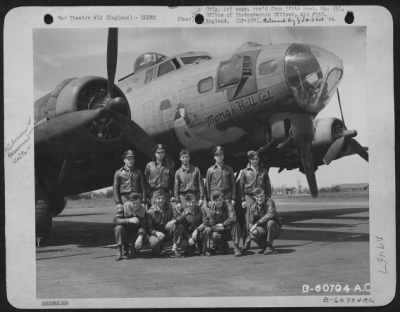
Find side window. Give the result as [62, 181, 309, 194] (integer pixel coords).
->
[198, 77, 213, 93]
[258, 60, 278, 75]
[145, 68, 155, 83]
[158, 61, 176, 77]
[218, 55, 242, 88]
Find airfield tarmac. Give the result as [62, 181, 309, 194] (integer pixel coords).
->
[36, 192, 370, 298]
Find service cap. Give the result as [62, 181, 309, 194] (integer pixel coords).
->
[122, 149, 135, 159]
[212, 145, 224, 156]
[179, 148, 190, 157]
[153, 144, 166, 154]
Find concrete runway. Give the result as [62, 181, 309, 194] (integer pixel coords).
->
[36, 193, 370, 298]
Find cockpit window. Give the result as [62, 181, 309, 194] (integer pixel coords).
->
[158, 60, 176, 77]
[145, 68, 156, 83]
[180, 55, 211, 65]
[259, 60, 278, 75]
[218, 55, 242, 88]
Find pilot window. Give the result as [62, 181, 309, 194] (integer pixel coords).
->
[145, 68, 155, 84]
[158, 60, 176, 77]
[218, 55, 242, 88]
[259, 60, 278, 75]
[181, 55, 211, 65]
[198, 77, 213, 93]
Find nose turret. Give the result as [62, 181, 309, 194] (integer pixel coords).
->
[285, 43, 343, 113]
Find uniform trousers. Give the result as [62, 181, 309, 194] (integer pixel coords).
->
[250, 219, 281, 247]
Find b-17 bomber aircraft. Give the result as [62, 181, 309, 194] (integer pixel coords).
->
[34, 28, 368, 243]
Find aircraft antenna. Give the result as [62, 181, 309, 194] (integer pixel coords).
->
[336, 88, 346, 126]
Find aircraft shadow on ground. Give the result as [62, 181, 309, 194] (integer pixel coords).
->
[46, 221, 115, 248]
[55, 213, 108, 218]
[279, 207, 368, 223]
[278, 207, 369, 243]
[44, 207, 369, 248]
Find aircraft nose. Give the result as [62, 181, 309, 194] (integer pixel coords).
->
[285, 43, 343, 113]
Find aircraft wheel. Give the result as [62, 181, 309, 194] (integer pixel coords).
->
[35, 182, 52, 247]
[35, 199, 52, 247]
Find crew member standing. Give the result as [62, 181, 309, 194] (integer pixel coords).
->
[205, 146, 236, 208]
[174, 149, 205, 209]
[144, 144, 174, 204]
[241, 188, 281, 254]
[113, 149, 147, 208]
[239, 150, 271, 236]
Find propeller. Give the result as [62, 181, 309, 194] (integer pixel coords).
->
[323, 89, 369, 165]
[35, 27, 169, 164]
[106, 28, 118, 98]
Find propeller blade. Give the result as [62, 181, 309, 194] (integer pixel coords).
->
[348, 138, 369, 162]
[299, 142, 318, 198]
[323, 136, 345, 165]
[35, 109, 101, 144]
[106, 28, 118, 98]
[109, 111, 156, 159]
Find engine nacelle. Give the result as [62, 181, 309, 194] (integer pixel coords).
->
[312, 117, 345, 146]
[36, 76, 130, 143]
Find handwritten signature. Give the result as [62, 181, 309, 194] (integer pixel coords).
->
[4, 117, 34, 163]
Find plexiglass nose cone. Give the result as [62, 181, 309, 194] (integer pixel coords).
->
[285, 43, 343, 113]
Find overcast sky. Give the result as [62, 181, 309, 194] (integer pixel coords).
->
[33, 26, 368, 187]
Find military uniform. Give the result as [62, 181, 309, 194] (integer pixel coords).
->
[239, 162, 271, 235]
[206, 164, 236, 202]
[144, 152, 174, 204]
[202, 198, 242, 256]
[243, 199, 281, 254]
[113, 199, 149, 260]
[113, 166, 147, 205]
[147, 201, 173, 255]
[168, 195, 207, 256]
[174, 164, 205, 207]
[113, 150, 147, 205]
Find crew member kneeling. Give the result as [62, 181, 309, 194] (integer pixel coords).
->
[241, 188, 281, 255]
[168, 193, 206, 257]
[147, 191, 173, 256]
[203, 191, 242, 257]
[113, 193, 149, 261]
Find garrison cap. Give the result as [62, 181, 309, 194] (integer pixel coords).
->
[122, 149, 135, 159]
[247, 150, 260, 160]
[212, 145, 224, 156]
[153, 144, 166, 154]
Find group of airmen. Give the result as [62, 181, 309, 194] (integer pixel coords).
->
[112, 144, 281, 261]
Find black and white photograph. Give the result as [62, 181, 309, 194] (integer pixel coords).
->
[3, 6, 396, 308]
